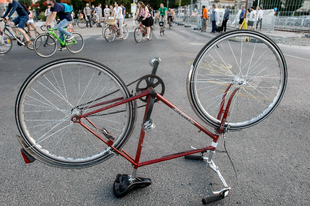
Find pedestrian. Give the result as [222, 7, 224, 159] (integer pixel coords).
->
[256, 6, 263, 30]
[113, 1, 123, 39]
[26, 5, 38, 39]
[248, 6, 256, 30]
[221, 4, 229, 34]
[201, 5, 208, 32]
[83, 3, 92, 28]
[93, 3, 102, 27]
[210, 4, 216, 33]
[239, 5, 245, 28]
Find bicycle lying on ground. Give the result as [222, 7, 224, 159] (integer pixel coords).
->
[103, 18, 129, 42]
[134, 20, 152, 42]
[0, 19, 39, 54]
[34, 25, 84, 58]
[15, 30, 287, 204]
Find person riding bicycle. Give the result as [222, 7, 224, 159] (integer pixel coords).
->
[44, 0, 73, 51]
[167, 8, 174, 26]
[158, 3, 167, 28]
[0, 0, 31, 47]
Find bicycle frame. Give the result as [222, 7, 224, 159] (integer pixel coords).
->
[1, 21, 26, 45]
[71, 70, 238, 171]
[46, 28, 75, 47]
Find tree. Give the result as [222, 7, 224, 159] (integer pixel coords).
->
[283, 0, 304, 11]
[18, 0, 32, 6]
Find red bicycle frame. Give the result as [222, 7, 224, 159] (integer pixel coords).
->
[71, 85, 238, 170]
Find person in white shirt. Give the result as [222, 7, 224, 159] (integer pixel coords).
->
[113, 1, 123, 39]
[26, 5, 37, 39]
[103, 4, 110, 20]
[256, 6, 263, 30]
[248, 6, 256, 30]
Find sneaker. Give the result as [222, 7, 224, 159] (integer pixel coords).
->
[58, 46, 67, 51]
[24, 40, 31, 47]
[66, 35, 74, 42]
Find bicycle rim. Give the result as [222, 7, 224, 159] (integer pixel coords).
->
[187, 30, 287, 130]
[27, 30, 40, 50]
[15, 58, 136, 168]
[66, 32, 84, 54]
[77, 19, 86, 29]
[134, 28, 142, 43]
[122, 26, 129, 40]
[0, 32, 13, 54]
[34, 34, 57, 58]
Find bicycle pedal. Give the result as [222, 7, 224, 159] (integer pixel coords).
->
[142, 119, 155, 133]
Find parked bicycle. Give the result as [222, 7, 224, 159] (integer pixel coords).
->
[134, 20, 152, 43]
[103, 18, 129, 42]
[15, 30, 287, 204]
[0, 19, 39, 54]
[34, 25, 84, 58]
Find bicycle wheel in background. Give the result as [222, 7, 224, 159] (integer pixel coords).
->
[77, 18, 86, 29]
[134, 27, 142, 43]
[187, 30, 287, 130]
[0, 32, 13, 54]
[15, 58, 136, 169]
[103, 26, 116, 42]
[122, 26, 129, 40]
[26, 30, 40, 50]
[34, 34, 57, 58]
[66, 32, 84, 54]
[148, 31, 152, 40]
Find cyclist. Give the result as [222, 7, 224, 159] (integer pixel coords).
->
[44, 0, 73, 51]
[26, 5, 38, 39]
[167, 8, 174, 27]
[136, 1, 151, 40]
[158, 3, 167, 28]
[113, 1, 123, 39]
[0, 0, 31, 47]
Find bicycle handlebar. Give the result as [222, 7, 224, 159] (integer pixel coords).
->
[149, 57, 161, 75]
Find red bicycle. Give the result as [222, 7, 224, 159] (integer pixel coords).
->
[15, 30, 287, 204]
[134, 20, 152, 42]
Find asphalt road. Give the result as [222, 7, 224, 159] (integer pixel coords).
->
[0, 22, 310, 205]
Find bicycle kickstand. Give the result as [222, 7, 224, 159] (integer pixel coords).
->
[185, 149, 230, 204]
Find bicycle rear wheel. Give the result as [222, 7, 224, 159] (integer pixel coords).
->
[0, 32, 13, 54]
[34, 34, 57, 58]
[66, 32, 84, 54]
[15, 58, 136, 168]
[122, 26, 129, 40]
[134, 27, 142, 43]
[103, 26, 116, 42]
[26, 30, 40, 50]
[187, 30, 287, 130]
[77, 19, 86, 29]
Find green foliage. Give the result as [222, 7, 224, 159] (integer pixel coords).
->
[18, 0, 32, 7]
[38, 12, 46, 21]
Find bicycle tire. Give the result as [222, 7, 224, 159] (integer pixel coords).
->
[187, 30, 287, 130]
[134, 27, 142, 43]
[122, 26, 129, 40]
[66, 32, 84, 54]
[34, 34, 57, 58]
[149, 31, 152, 40]
[26, 30, 40, 50]
[103, 26, 116, 42]
[0, 32, 13, 54]
[15, 58, 136, 169]
[77, 19, 86, 29]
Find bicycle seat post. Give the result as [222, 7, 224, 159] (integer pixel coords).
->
[149, 57, 161, 76]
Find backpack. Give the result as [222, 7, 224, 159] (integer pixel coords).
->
[60, 3, 73, 14]
[20, 3, 30, 15]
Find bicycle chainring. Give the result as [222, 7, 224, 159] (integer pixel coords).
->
[136, 74, 165, 102]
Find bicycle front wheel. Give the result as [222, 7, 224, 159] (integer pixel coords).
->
[187, 30, 287, 130]
[134, 27, 142, 43]
[0, 32, 13, 54]
[15, 58, 136, 169]
[34, 34, 57, 58]
[103, 26, 116, 42]
[122, 26, 129, 40]
[77, 19, 86, 29]
[66, 32, 84, 54]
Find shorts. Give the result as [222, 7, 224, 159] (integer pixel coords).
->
[248, 21, 254, 26]
[96, 13, 102, 21]
[142, 17, 153, 27]
[239, 18, 244, 25]
[13, 15, 29, 28]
